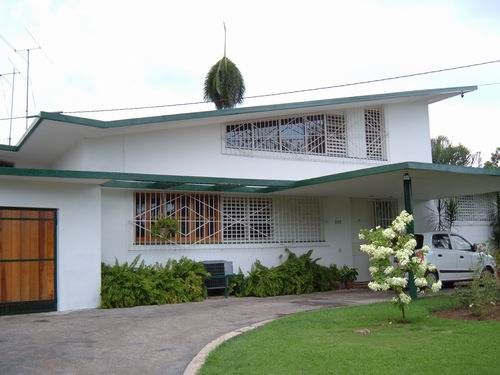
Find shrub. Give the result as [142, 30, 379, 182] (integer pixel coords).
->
[359, 210, 441, 321]
[101, 256, 209, 308]
[243, 261, 284, 297]
[456, 272, 500, 319]
[237, 249, 344, 297]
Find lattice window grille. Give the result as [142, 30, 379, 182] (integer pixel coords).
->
[133, 192, 324, 245]
[456, 194, 495, 222]
[224, 109, 387, 162]
[326, 113, 347, 157]
[273, 197, 323, 243]
[371, 199, 398, 228]
[134, 192, 223, 245]
[365, 108, 385, 161]
[222, 197, 274, 243]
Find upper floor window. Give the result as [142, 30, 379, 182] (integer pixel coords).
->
[365, 109, 385, 160]
[223, 108, 386, 161]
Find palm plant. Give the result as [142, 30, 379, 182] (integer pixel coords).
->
[204, 24, 245, 109]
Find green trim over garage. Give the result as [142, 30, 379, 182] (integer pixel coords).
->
[0, 161, 498, 195]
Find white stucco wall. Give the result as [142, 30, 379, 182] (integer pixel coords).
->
[0, 180, 101, 311]
[101, 189, 355, 273]
[413, 200, 492, 245]
[385, 101, 432, 163]
[52, 100, 433, 180]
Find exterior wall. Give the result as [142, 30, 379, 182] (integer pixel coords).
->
[101, 189, 355, 273]
[413, 200, 493, 245]
[0, 180, 101, 311]
[52, 100, 433, 180]
[385, 101, 432, 163]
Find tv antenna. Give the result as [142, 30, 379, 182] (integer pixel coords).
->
[0, 69, 20, 145]
[15, 45, 41, 130]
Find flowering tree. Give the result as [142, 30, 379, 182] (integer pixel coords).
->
[359, 211, 442, 321]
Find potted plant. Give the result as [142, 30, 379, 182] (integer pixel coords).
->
[340, 266, 358, 289]
[151, 216, 178, 241]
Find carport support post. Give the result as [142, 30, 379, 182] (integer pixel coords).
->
[403, 173, 418, 300]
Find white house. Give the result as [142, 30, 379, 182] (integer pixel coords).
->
[0, 86, 499, 314]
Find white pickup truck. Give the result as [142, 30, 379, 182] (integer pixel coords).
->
[415, 232, 496, 285]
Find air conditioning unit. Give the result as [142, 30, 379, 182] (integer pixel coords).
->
[202, 260, 233, 291]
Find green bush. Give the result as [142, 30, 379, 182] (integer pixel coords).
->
[101, 256, 209, 308]
[237, 249, 347, 297]
[455, 272, 500, 319]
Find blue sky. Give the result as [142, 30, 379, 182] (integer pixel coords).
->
[0, 0, 499, 160]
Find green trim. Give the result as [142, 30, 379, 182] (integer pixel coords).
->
[0, 258, 54, 263]
[0, 217, 55, 221]
[0, 161, 498, 194]
[0, 166, 294, 188]
[286, 161, 500, 190]
[0, 86, 477, 153]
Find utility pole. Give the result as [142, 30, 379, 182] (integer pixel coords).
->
[15, 46, 41, 130]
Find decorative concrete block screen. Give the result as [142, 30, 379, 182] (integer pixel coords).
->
[133, 192, 324, 245]
[222, 108, 386, 161]
[455, 193, 496, 223]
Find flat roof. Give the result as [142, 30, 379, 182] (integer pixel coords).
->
[0, 85, 477, 153]
[0, 162, 498, 199]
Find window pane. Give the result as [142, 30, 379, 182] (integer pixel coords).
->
[280, 117, 306, 153]
[365, 109, 385, 160]
[450, 234, 472, 251]
[432, 234, 451, 249]
[326, 114, 346, 157]
[305, 115, 325, 155]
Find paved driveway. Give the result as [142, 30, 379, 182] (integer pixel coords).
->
[0, 289, 389, 375]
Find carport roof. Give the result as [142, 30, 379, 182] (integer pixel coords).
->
[0, 162, 499, 199]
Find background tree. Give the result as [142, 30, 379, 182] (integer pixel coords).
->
[429, 136, 480, 230]
[431, 135, 481, 166]
[484, 147, 500, 169]
[204, 23, 245, 110]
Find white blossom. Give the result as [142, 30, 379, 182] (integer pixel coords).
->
[414, 277, 428, 287]
[384, 266, 394, 275]
[399, 292, 412, 304]
[388, 277, 407, 287]
[358, 233, 365, 240]
[404, 239, 417, 251]
[382, 228, 396, 239]
[431, 280, 442, 293]
[368, 266, 378, 274]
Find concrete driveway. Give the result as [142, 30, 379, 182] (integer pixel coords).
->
[0, 289, 389, 375]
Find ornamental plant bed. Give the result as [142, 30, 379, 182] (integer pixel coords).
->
[434, 305, 500, 321]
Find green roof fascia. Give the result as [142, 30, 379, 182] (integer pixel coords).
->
[0, 167, 295, 188]
[101, 180, 280, 193]
[288, 161, 500, 189]
[0, 86, 477, 153]
[37, 86, 477, 129]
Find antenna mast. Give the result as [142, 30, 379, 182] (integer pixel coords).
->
[0, 70, 19, 145]
[15, 46, 41, 130]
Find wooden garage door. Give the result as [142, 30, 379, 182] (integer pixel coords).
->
[0, 208, 57, 314]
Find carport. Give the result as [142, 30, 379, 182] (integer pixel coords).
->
[275, 161, 500, 297]
[0, 162, 499, 312]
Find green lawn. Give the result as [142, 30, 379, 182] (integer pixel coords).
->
[200, 296, 500, 375]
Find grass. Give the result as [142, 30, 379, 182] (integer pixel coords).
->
[200, 296, 500, 375]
